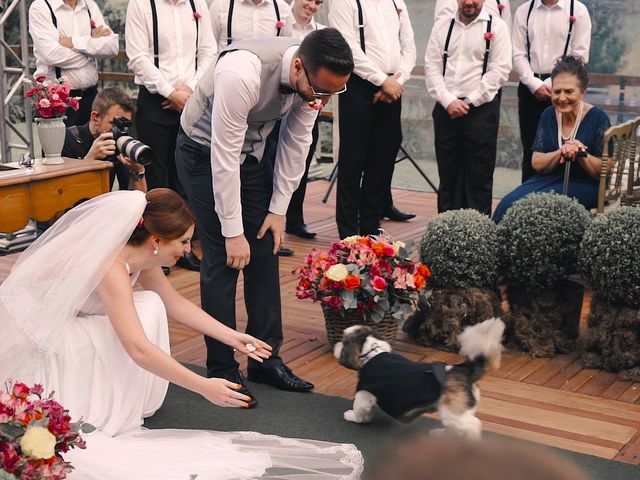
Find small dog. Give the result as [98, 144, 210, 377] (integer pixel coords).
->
[333, 318, 505, 439]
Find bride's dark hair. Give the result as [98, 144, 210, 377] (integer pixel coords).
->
[128, 188, 195, 245]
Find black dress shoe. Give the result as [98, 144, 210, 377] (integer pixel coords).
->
[277, 246, 294, 256]
[162, 266, 171, 276]
[218, 370, 258, 408]
[384, 205, 416, 222]
[285, 224, 317, 239]
[176, 251, 201, 272]
[247, 364, 314, 392]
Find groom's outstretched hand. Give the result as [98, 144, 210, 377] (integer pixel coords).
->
[232, 333, 272, 363]
[226, 234, 251, 269]
[201, 378, 253, 408]
[257, 212, 285, 255]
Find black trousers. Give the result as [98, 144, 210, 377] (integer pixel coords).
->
[175, 131, 283, 378]
[287, 120, 318, 227]
[336, 75, 402, 238]
[433, 97, 500, 216]
[64, 85, 97, 127]
[136, 86, 183, 194]
[518, 82, 552, 183]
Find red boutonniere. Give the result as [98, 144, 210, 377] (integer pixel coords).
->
[309, 99, 323, 110]
[193, 11, 202, 20]
[396, 7, 402, 13]
[484, 32, 494, 41]
[90, 19, 96, 29]
[276, 20, 285, 29]
[569, 15, 577, 23]
[497, 2, 505, 11]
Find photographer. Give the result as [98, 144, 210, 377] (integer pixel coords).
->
[62, 88, 147, 192]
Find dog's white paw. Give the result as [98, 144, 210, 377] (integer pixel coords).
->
[344, 410, 357, 422]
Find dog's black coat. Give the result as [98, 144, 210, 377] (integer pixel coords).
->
[356, 352, 446, 420]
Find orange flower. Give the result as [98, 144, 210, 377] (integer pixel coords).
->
[343, 274, 361, 290]
[357, 237, 372, 247]
[372, 241, 395, 257]
[417, 264, 431, 279]
[414, 274, 426, 290]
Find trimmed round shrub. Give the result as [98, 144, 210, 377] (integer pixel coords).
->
[579, 207, 640, 307]
[498, 193, 591, 292]
[419, 209, 499, 289]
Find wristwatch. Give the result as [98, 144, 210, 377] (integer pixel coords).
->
[462, 97, 472, 106]
[130, 168, 145, 181]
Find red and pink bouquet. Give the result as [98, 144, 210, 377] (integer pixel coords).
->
[0, 381, 93, 479]
[296, 233, 431, 323]
[24, 76, 79, 119]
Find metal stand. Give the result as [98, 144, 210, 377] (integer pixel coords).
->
[322, 144, 439, 204]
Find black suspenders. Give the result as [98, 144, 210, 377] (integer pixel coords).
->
[42, 0, 93, 79]
[526, 0, 575, 63]
[442, 15, 493, 77]
[226, 0, 282, 46]
[150, 0, 200, 69]
[354, 0, 400, 53]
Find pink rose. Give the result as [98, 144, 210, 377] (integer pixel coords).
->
[396, 7, 402, 13]
[35, 75, 47, 83]
[569, 15, 577, 23]
[30, 384, 45, 396]
[497, 2, 505, 10]
[276, 20, 285, 29]
[68, 97, 80, 110]
[371, 276, 387, 292]
[193, 11, 202, 20]
[90, 19, 97, 29]
[484, 32, 494, 41]
[12, 382, 30, 399]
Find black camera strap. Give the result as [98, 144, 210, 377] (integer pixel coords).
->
[42, 0, 93, 80]
[150, 0, 200, 70]
[68, 125, 86, 159]
[226, 0, 282, 46]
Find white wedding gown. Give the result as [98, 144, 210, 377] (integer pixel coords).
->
[0, 191, 363, 480]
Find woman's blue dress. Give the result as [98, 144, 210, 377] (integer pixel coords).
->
[493, 106, 611, 222]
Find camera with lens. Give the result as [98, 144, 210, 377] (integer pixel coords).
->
[106, 117, 153, 166]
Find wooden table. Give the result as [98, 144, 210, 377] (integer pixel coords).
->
[0, 158, 111, 233]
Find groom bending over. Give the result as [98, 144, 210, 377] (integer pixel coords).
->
[176, 29, 353, 407]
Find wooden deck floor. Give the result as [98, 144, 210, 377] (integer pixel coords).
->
[2, 180, 640, 467]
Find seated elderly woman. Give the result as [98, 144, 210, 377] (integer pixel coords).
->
[492, 56, 611, 222]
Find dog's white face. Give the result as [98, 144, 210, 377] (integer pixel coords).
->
[334, 325, 392, 370]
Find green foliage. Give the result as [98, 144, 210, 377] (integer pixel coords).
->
[497, 192, 591, 292]
[579, 207, 640, 307]
[582, 0, 627, 74]
[419, 209, 499, 289]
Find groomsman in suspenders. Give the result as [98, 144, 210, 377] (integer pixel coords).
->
[435, 0, 511, 29]
[329, 0, 417, 238]
[175, 30, 353, 406]
[209, 0, 291, 52]
[29, 0, 118, 127]
[425, 0, 511, 215]
[512, 0, 591, 182]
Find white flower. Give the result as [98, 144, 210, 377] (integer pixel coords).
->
[325, 264, 349, 282]
[51, 93, 59, 101]
[342, 235, 361, 245]
[38, 98, 50, 108]
[20, 426, 57, 459]
[392, 240, 406, 254]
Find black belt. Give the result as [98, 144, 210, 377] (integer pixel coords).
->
[534, 73, 551, 80]
[69, 84, 98, 97]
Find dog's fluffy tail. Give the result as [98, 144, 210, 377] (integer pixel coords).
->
[458, 318, 505, 380]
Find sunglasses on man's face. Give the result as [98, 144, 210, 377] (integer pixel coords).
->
[302, 63, 347, 98]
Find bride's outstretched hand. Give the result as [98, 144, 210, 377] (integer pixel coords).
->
[232, 334, 272, 363]
[202, 378, 252, 408]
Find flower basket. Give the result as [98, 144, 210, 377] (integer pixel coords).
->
[322, 304, 399, 346]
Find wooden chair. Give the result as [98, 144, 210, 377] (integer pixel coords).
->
[621, 117, 640, 207]
[597, 119, 636, 213]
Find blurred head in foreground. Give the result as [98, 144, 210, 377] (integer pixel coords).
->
[363, 435, 588, 480]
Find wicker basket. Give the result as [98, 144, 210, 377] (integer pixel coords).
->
[322, 305, 399, 346]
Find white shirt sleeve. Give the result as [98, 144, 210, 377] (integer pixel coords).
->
[270, 102, 318, 215]
[71, 1, 119, 59]
[424, 19, 458, 110]
[29, 1, 91, 70]
[187, 0, 218, 91]
[396, 0, 416, 84]
[466, 18, 512, 106]
[210, 54, 261, 238]
[328, 0, 387, 86]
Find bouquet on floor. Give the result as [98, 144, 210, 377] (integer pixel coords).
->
[24, 76, 79, 119]
[295, 232, 431, 323]
[0, 381, 94, 479]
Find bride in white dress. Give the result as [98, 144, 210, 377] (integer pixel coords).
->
[0, 189, 362, 479]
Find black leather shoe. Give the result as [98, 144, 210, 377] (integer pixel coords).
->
[176, 251, 201, 272]
[162, 266, 171, 276]
[218, 370, 258, 408]
[285, 224, 317, 239]
[247, 364, 314, 392]
[384, 205, 416, 222]
[277, 246, 294, 256]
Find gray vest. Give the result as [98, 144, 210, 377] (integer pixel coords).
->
[180, 37, 300, 158]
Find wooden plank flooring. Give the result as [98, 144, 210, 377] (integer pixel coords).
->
[2, 180, 640, 468]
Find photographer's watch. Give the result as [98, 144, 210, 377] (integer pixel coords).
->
[130, 168, 145, 181]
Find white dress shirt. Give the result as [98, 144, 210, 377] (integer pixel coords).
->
[512, 0, 591, 94]
[125, 0, 216, 99]
[435, 0, 511, 32]
[209, 0, 292, 52]
[210, 48, 318, 237]
[29, 0, 118, 89]
[282, 14, 325, 41]
[328, 0, 416, 86]
[425, 8, 512, 109]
